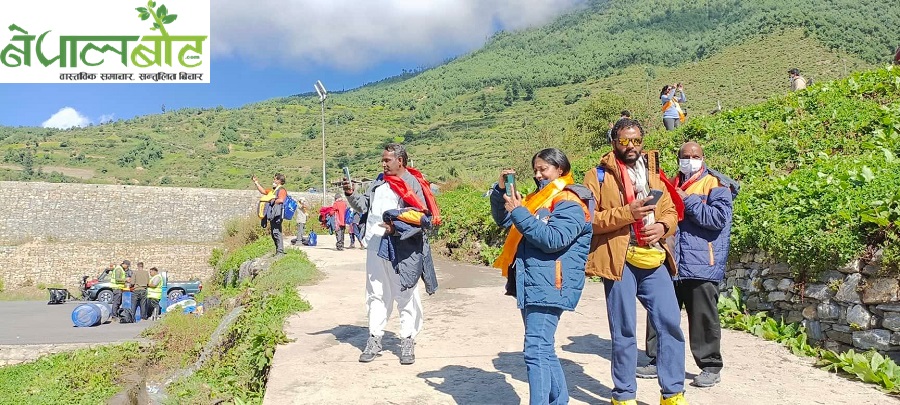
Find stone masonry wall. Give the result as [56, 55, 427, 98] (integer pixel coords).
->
[724, 249, 900, 355]
[0, 181, 322, 288]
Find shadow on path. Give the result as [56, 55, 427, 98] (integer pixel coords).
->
[419, 365, 521, 405]
[562, 333, 654, 365]
[493, 351, 617, 405]
[308, 324, 400, 357]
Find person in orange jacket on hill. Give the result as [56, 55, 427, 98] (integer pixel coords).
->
[583, 118, 689, 405]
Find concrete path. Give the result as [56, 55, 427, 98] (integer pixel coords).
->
[264, 235, 895, 405]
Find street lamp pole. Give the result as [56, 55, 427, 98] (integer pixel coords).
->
[314, 80, 328, 206]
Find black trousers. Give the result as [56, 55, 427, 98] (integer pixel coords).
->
[645, 279, 723, 373]
[147, 298, 160, 319]
[131, 289, 148, 319]
[335, 226, 346, 249]
[270, 217, 284, 254]
[111, 289, 123, 318]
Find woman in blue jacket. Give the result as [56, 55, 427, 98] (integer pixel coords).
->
[490, 148, 593, 405]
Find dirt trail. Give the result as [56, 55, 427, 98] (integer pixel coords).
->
[264, 234, 895, 405]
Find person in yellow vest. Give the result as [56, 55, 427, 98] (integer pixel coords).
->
[253, 173, 288, 257]
[110, 260, 129, 321]
[147, 267, 164, 320]
[583, 118, 688, 405]
[660, 83, 686, 131]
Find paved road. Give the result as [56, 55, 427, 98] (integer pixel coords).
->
[0, 300, 154, 345]
[264, 234, 894, 405]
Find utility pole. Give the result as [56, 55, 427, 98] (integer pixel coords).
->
[314, 80, 328, 206]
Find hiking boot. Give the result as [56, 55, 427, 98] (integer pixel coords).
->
[660, 392, 688, 405]
[636, 363, 658, 379]
[399, 337, 416, 365]
[611, 399, 637, 405]
[359, 335, 382, 363]
[691, 370, 721, 387]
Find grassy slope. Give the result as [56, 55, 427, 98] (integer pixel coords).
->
[2, 0, 897, 189]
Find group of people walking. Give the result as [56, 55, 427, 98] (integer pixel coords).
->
[489, 118, 738, 404]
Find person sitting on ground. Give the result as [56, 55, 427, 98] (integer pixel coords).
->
[788, 68, 807, 92]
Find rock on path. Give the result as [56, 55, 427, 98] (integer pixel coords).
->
[264, 235, 894, 405]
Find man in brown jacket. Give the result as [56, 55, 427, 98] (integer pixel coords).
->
[584, 118, 688, 405]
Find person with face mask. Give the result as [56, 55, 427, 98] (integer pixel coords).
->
[637, 142, 738, 388]
[583, 118, 689, 405]
[253, 173, 288, 257]
[489, 148, 593, 405]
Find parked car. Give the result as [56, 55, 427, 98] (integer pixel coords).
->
[80, 271, 202, 303]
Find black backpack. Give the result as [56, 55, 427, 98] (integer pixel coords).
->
[118, 307, 135, 323]
[47, 288, 68, 305]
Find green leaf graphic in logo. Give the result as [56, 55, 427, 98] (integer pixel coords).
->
[139, 0, 178, 36]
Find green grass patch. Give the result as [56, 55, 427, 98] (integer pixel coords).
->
[165, 248, 320, 404]
[0, 342, 144, 405]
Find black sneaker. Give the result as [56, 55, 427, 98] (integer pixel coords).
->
[636, 364, 657, 378]
[359, 335, 382, 363]
[399, 337, 416, 365]
[692, 370, 721, 387]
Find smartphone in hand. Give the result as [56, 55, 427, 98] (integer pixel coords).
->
[342, 166, 351, 184]
[645, 189, 664, 206]
[504, 173, 516, 197]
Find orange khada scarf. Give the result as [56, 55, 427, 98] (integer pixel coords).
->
[492, 173, 575, 277]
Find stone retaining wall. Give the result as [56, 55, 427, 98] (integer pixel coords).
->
[724, 250, 900, 354]
[0, 181, 322, 288]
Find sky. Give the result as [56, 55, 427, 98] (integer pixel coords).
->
[0, 0, 585, 129]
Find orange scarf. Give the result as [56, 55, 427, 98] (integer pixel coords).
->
[492, 173, 574, 277]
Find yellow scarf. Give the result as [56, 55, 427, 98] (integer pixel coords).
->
[492, 173, 575, 276]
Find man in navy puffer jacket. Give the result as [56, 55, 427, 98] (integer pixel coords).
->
[639, 142, 738, 389]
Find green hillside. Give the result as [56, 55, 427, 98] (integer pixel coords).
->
[436, 66, 900, 275]
[1, 0, 897, 189]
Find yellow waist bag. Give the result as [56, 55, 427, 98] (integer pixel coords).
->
[625, 245, 667, 270]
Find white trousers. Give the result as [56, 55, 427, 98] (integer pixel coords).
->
[366, 235, 423, 339]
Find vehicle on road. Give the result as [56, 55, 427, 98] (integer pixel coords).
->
[80, 271, 202, 303]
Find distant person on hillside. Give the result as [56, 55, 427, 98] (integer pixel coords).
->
[333, 194, 348, 251]
[607, 110, 632, 143]
[345, 143, 439, 365]
[489, 148, 592, 405]
[583, 119, 689, 405]
[637, 142, 739, 389]
[253, 173, 288, 257]
[789, 68, 807, 92]
[661, 84, 686, 131]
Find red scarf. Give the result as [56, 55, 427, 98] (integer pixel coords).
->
[616, 158, 648, 246]
[382, 167, 442, 225]
[674, 166, 705, 191]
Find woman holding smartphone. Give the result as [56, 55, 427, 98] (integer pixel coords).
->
[489, 148, 594, 405]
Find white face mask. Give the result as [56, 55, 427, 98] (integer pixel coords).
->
[679, 158, 703, 175]
[272, 182, 279, 188]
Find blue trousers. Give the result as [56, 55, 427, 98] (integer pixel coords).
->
[603, 263, 685, 400]
[521, 306, 569, 405]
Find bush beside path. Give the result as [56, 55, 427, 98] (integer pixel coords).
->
[264, 234, 892, 404]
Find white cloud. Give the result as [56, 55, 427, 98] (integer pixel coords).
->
[211, 0, 585, 70]
[41, 107, 91, 129]
[99, 114, 116, 124]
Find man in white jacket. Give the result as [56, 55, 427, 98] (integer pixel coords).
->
[344, 143, 427, 365]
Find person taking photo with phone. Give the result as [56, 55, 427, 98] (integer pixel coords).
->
[253, 173, 288, 257]
[637, 142, 738, 388]
[583, 118, 689, 405]
[489, 148, 593, 405]
[344, 143, 439, 365]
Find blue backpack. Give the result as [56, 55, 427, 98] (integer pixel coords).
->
[282, 195, 298, 220]
[304, 231, 318, 246]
